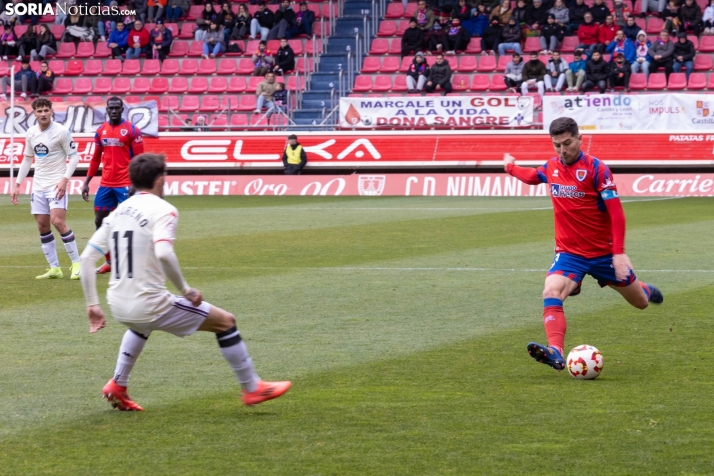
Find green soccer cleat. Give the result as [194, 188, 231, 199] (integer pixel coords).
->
[70, 262, 81, 280]
[36, 267, 63, 280]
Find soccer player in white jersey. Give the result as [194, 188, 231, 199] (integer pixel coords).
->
[11, 98, 82, 280]
[79, 153, 291, 411]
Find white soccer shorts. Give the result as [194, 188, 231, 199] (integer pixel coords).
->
[119, 296, 212, 338]
[30, 189, 68, 215]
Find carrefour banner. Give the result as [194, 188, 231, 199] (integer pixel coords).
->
[543, 94, 714, 131]
[340, 96, 534, 128]
[0, 100, 159, 137]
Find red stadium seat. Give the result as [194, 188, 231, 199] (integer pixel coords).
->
[478, 55, 497, 72]
[179, 22, 196, 39]
[471, 74, 490, 91]
[76, 42, 96, 59]
[230, 114, 248, 128]
[52, 78, 73, 94]
[170, 114, 189, 127]
[188, 41, 204, 57]
[64, 96, 83, 102]
[404, 2, 418, 18]
[667, 72, 686, 90]
[458, 56, 477, 72]
[84, 60, 103, 76]
[180, 95, 200, 112]
[141, 59, 161, 75]
[647, 72, 666, 89]
[288, 39, 303, 55]
[490, 74, 507, 91]
[373, 75, 393, 92]
[707, 73, 714, 89]
[124, 96, 142, 105]
[103, 59, 122, 76]
[86, 96, 105, 106]
[188, 77, 208, 93]
[228, 76, 247, 93]
[209, 114, 228, 129]
[287, 76, 305, 91]
[465, 38, 482, 54]
[132, 78, 151, 94]
[645, 17, 663, 34]
[169, 77, 189, 93]
[392, 75, 408, 92]
[94, 42, 111, 58]
[160, 95, 179, 112]
[377, 20, 397, 36]
[180, 58, 199, 75]
[693, 55, 713, 71]
[295, 57, 314, 73]
[699, 36, 714, 52]
[56, 43, 76, 59]
[245, 39, 261, 53]
[452, 74, 470, 91]
[362, 57, 381, 73]
[50, 24, 65, 40]
[396, 21, 409, 36]
[382, 56, 400, 73]
[187, 5, 203, 20]
[160, 59, 180, 75]
[524, 37, 541, 53]
[217, 58, 236, 74]
[305, 39, 322, 55]
[150, 77, 170, 93]
[238, 95, 257, 111]
[111, 78, 132, 94]
[93, 78, 112, 94]
[208, 76, 228, 93]
[237, 58, 256, 74]
[169, 41, 189, 57]
[686, 73, 707, 90]
[687, 35, 698, 50]
[159, 114, 169, 129]
[353, 75, 373, 92]
[497, 55, 511, 71]
[200, 95, 220, 112]
[75, 78, 94, 94]
[143, 95, 160, 108]
[385, 3, 404, 18]
[267, 40, 281, 52]
[48, 60, 65, 76]
[0, 60, 9, 76]
[199, 58, 217, 74]
[369, 38, 389, 55]
[121, 59, 141, 75]
[400, 56, 413, 72]
[629, 73, 647, 90]
[247, 76, 263, 93]
[388, 38, 402, 55]
[562, 36, 580, 53]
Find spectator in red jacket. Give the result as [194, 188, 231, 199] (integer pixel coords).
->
[576, 12, 600, 54]
[595, 15, 618, 54]
[125, 20, 151, 59]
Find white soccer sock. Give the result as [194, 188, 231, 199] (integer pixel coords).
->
[216, 326, 259, 393]
[60, 229, 80, 264]
[40, 232, 60, 268]
[113, 330, 149, 387]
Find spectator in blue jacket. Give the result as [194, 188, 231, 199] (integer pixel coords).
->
[605, 30, 635, 63]
[108, 21, 130, 60]
[0, 58, 36, 100]
[150, 19, 174, 62]
[566, 48, 587, 91]
[631, 30, 652, 76]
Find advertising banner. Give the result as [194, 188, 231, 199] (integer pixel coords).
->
[1, 132, 713, 169]
[0, 100, 159, 137]
[543, 93, 714, 131]
[3, 174, 713, 197]
[340, 96, 534, 128]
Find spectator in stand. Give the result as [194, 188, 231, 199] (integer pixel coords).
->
[499, 17, 522, 55]
[582, 50, 609, 93]
[99, 0, 124, 42]
[273, 82, 287, 114]
[590, 0, 609, 24]
[125, 20, 150, 59]
[16, 24, 38, 61]
[606, 29, 635, 63]
[481, 18, 503, 55]
[621, 15, 639, 42]
[414, 0, 435, 38]
[196, 2, 218, 41]
[425, 54, 452, 95]
[490, 0, 513, 25]
[254, 71, 276, 114]
[0, 0, 19, 26]
[250, 2, 274, 39]
[0, 58, 35, 100]
[545, 50, 569, 92]
[566, 48, 587, 92]
[0, 23, 16, 60]
[463, 4, 490, 37]
[521, 51, 546, 97]
[595, 15, 618, 54]
[147, 0, 168, 23]
[576, 12, 599, 54]
[504, 52, 524, 92]
[610, 0, 630, 29]
[672, 31, 695, 79]
[282, 134, 307, 175]
[643, 0, 666, 17]
[474, 0, 501, 11]
[194, 115, 209, 132]
[234, 5, 252, 39]
[453, 0, 472, 22]
[273, 37, 294, 74]
[150, 19, 173, 62]
[402, 18, 424, 58]
[704, 0, 714, 35]
[63, 11, 91, 45]
[444, 18, 470, 54]
[165, 0, 189, 23]
[32, 60, 54, 97]
[130, 0, 148, 24]
[108, 21, 129, 60]
[540, 14, 565, 54]
[567, 0, 589, 36]
[511, 0, 528, 27]
[269, 0, 295, 39]
[406, 51, 430, 93]
[679, 0, 703, 35]
[30, 24, 56, 61]
[201, 20, 225, 58]
[648, 30, 674, 77]
[427, 21, 446, 52]
[252, 40, 274, 76]
[180, 118, 195, 132]
[608, 52, 631, 91]
[632, 30, 651, 76]
[18, 0, 41, 26]
[525, 0, 549, 36]
[661, 0, 681, 34]
[286, 2, 314, 39]
[549, 0, 569, 28]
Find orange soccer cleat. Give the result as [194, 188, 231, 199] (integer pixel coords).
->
[96, 263, 112, 275]
[241, 380, 292, 406]
[102, 379, 143, 411]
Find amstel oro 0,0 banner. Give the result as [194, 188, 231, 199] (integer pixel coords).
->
[339, 96, 534, 128]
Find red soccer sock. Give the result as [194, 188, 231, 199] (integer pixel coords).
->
[640, 282, 651, 300]
[543, 298, 567, 355]
[105, 252, 112, 265]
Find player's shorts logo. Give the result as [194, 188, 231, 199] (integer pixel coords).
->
[576, 170, 587, 182]
[34, 143, 49, 158]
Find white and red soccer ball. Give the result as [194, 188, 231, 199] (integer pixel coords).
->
[566, 345, 604, 380]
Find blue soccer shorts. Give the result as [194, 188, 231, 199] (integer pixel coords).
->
[94, 186, 130, 212]
[547, 252, 636, 294]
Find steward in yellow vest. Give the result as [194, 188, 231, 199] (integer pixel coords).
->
[282, 134, 308, 175]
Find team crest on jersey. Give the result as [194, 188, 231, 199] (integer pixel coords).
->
[576, 169, 587, 181]
[34, 143, 48, 157]
[120, 129, 128, 136]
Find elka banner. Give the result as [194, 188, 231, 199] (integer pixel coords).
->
[543, 93, 714, 131]
[340, 96, 534, 128]
[0, 100, 159, 137]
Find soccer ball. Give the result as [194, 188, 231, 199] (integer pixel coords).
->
[566, 345, 604, 380]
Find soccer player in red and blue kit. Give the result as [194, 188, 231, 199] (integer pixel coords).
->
[82, 97, 144, 274]
[504, 117, 663, 371]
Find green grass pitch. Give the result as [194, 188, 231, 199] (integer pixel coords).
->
[1, 195, 713, 475]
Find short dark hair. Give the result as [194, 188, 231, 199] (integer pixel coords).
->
[259, 40, 267, 46]
[549, 117, 579, 137]
[130, 154, 166, 190]
[31, 98, 52, 111]
[107, 96, 123, 106]
[41, 60, 48, 66]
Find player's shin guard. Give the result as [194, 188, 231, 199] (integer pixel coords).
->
[216, 326, 259, 393]
[543, 298, 567, 355]
[113, 330, 149, 387]
[40, 232, 60, 268]
[60, 229, 80, 263]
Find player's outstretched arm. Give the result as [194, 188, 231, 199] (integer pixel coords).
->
[503, 153, 544, 185]
[80, 245, 107, 333]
